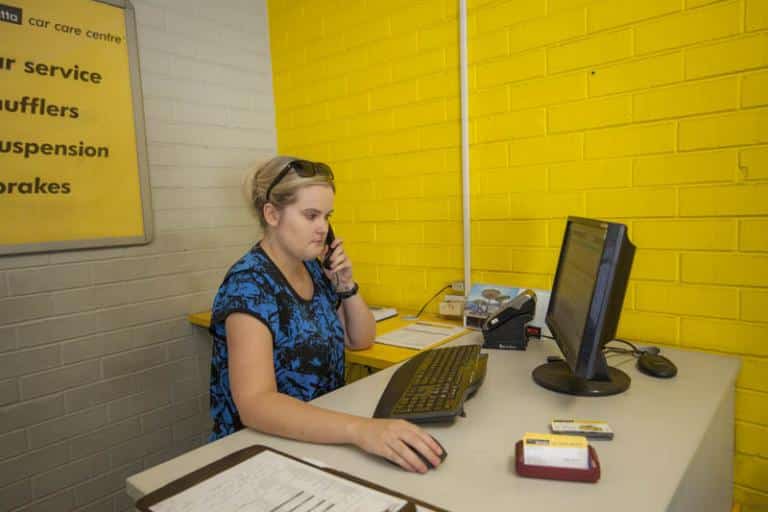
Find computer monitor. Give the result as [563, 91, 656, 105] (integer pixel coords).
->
[532, 217, 636, 396]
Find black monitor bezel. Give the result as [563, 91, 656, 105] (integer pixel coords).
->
[545, 216, 631, 380]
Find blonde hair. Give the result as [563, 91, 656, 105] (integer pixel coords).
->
[243, 155, 335, 228]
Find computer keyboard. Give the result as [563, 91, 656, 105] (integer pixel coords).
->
[373, 344, 488, 423]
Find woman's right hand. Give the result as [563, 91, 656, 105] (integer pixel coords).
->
[348, 418, 444, 473]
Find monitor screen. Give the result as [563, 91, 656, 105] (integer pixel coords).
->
[533, 217, 635, 396]
[547, 221, 604, 372]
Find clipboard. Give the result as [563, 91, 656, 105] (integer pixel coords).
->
[135, 444, 448, 512]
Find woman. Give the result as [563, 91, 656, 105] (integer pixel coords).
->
[209, 155, 444, 473]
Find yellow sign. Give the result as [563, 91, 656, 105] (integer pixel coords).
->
[0, 0, 151, 254]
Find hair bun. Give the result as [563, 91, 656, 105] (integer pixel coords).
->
[241, 163, 260, 205]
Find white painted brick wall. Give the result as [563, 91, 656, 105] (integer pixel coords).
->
[0, 1, 275, 510]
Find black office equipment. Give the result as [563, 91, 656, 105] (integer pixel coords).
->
[637, 352, 678, 378]
[322, 224, 335, 269]
[373, 344, 488, 423]
[401, 435, 447, 470]
[532, 217, 636, 397]
[481, 289, 536, 350]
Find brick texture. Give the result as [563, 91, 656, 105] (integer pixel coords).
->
[267, 0, 768, 507]
[6, 0, 762, 509]
[0, 1, 274, 511]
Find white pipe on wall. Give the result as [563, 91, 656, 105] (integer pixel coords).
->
[459, 0, 471, 296]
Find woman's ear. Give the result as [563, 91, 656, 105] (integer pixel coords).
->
[263, 202, 281, 227]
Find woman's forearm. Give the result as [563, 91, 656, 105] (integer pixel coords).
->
[239, 391, 366, 445]
[340, 293, 375, 349]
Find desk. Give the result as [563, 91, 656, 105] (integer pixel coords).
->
[127, 332, 739, 511]
[187, 310, 462, 370]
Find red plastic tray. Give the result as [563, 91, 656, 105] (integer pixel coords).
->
[514, 440, 601, 483]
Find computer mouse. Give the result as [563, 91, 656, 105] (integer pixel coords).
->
[402, 435, 447, 471]
[637, 352, 677, 378]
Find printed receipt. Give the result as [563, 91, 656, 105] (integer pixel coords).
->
[150, 450, 407, 512]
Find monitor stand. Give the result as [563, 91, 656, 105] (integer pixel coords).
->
[532, 360, 630, 396]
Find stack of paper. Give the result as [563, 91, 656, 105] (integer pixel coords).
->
[150, 450, 408, 512]
[369, 305, 398, 322]
[375, 321, 466, 350]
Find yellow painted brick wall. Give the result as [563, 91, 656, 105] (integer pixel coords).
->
[267, 0, 768, 505]
[268, 0, 463, 311]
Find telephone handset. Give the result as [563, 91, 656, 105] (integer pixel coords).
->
[322, 224, 335, 270]
[483, 289, 536, 331]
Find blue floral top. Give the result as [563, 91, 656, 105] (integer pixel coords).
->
[208, 244, 345, 441]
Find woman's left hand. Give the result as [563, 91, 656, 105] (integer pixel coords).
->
[323, 238, 354, 289]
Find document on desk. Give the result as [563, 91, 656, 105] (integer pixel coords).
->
[149, 450, 408, 512]
[375, 321, 466, 350]
[370, 305, 398, 322]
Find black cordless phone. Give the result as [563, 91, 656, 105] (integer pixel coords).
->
[322, 224, 335, 270]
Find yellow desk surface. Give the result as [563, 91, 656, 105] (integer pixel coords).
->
[187, 310, 464, 370]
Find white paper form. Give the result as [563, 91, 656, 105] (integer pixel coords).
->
[375, 322, 466, 350]
[150, 450, 407, 512]
[369, 305, 398, 322]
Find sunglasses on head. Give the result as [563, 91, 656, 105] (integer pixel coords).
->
[265, 159, 334, 201]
